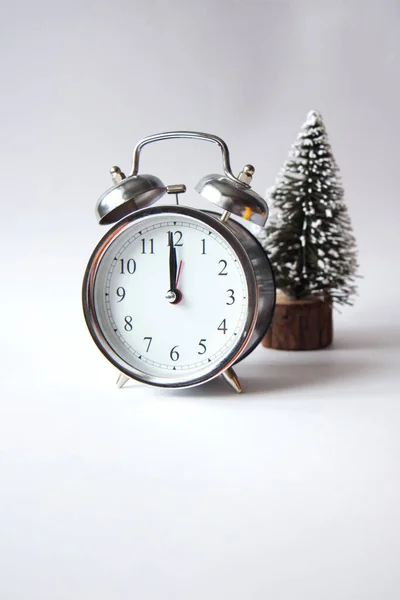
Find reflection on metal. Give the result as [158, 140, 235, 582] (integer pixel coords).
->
[195, 172, 268, 226]
[221, 367, 242, 393]
[220, 210, 231, 223]
[116, 372, 130, 389]
[167, 184, 187, 206]
[237, 164, 255, 185]
[97, 174, 166, 224]
[96, 132, 268, 227]
[110, 166, 126, 184]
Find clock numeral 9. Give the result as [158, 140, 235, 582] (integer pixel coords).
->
[116, 287, 126, 302]
[119, 258, 136, 274]
[124, 316, 133, 331]
[198, 339, 207, 355]
[170, 345, 180, 361]
[217, 319, 227, 334]
[218, 260, 228, 275]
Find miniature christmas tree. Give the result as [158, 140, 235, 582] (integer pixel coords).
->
[265, 110, 358, 306]
[257, 110, 359, 350]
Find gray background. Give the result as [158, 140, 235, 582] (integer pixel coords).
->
[1, 1, 400, 599]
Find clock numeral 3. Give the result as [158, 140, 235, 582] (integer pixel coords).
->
[119, 258, 136, 274]
[226, 289, 235, 305]
[218, 260, 228, 275]
[124, 316, 133, 331]
[217, 319, 227, 334]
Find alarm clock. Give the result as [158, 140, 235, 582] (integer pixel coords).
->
[82, 131, 275, 393]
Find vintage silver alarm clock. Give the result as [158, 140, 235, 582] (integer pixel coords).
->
[82, 131, 275, 393]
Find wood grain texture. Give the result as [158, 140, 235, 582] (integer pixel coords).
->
[262, 291, 333, 351]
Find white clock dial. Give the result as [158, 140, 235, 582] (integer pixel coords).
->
[87, 209, 256, 387]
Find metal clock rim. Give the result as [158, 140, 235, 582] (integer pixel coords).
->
[82, 205, 259, 389]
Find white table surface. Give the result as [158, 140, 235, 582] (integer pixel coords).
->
[1, 290, 399, 600]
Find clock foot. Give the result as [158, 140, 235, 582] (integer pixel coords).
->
[116, 372, 130, 388]
[221, 367, 242, 393]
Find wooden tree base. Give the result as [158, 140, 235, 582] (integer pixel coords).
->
[262, 291, 333, 351]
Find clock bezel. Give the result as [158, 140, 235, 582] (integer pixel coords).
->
[82, 205, 259, 389]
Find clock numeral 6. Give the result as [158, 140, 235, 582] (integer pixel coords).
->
[198, 339, 207, 355]
[217, 319, 227, 334]
[124, 316, 133, 331]
[119, 258, 136, 274]
[170, 345, 180, 361]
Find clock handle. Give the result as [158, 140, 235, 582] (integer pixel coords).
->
[129, 130, 244, 186]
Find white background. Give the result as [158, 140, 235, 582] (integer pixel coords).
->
[1, 1, 400, 598]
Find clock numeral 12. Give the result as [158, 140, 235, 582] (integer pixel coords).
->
[167, 231, 183, 246]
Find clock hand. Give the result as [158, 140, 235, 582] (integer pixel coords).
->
[169, 231, 177, 293]
[166, 233, 182, 304]
[176, 260, 183, 288]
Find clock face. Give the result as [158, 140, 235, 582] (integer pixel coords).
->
[84, 207, 257, 387]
